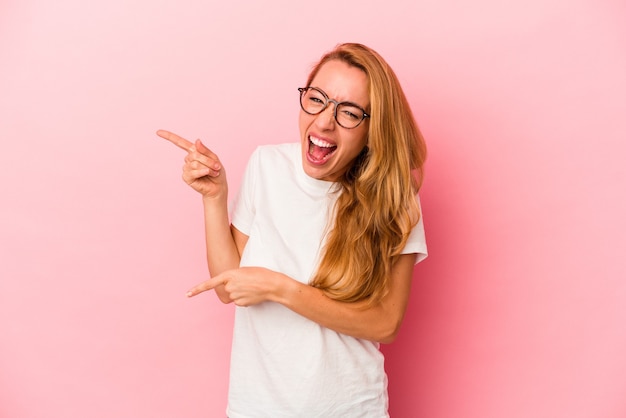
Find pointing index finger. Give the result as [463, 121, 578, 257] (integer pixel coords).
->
[186, 276, 225, 298]
[156, 129, 194, 152]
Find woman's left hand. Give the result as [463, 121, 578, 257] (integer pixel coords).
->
[187, 267, 286, 307]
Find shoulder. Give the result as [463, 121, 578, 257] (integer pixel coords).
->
[248, 143, 300, 173]
[252, 143, 299, 161]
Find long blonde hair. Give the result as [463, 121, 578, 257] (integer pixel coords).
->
[308, 43, 427, 305]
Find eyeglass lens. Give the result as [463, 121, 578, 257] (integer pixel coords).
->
[300, 87, 366, 129]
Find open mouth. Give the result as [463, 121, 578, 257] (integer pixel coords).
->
[308, 135, 337, 163]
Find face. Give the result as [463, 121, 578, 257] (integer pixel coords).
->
[299, 59, 369, 182]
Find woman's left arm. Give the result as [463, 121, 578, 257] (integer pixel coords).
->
[187, 253, 417, 344]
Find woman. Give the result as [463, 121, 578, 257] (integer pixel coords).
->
[158, 42, 427, 417]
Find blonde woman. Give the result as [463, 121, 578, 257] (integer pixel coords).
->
[159, 43, 427, 417]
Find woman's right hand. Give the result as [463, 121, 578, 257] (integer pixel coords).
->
[157, 129, 227, 199]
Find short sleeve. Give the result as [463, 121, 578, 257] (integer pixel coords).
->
[402, 195, 428, 264]
[230, 148, 260, 236]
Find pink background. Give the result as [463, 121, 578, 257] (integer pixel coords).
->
[1, 0, 625, 417]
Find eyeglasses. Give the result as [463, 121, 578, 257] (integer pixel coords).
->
[298, 87, 370, 129]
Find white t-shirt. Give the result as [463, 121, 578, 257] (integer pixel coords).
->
[227, 143, 427, 417]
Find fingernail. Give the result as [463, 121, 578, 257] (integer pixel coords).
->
[186, 291, 193, 297]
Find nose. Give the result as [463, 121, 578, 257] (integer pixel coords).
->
[315, 102, 337, 130]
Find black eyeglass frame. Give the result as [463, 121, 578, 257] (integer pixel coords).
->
[298, 87, 370, 129]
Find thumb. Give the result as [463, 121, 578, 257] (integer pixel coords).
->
[195, 138, 212, 157]
[195, 139, 222, 171]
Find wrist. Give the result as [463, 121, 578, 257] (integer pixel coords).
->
[201, 192, 228, 206]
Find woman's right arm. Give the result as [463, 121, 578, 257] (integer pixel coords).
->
[201, 196, 248, 303]
[157, 129, 246, 302]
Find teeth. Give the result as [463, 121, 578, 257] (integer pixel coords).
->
[310, 136, 335, 148]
